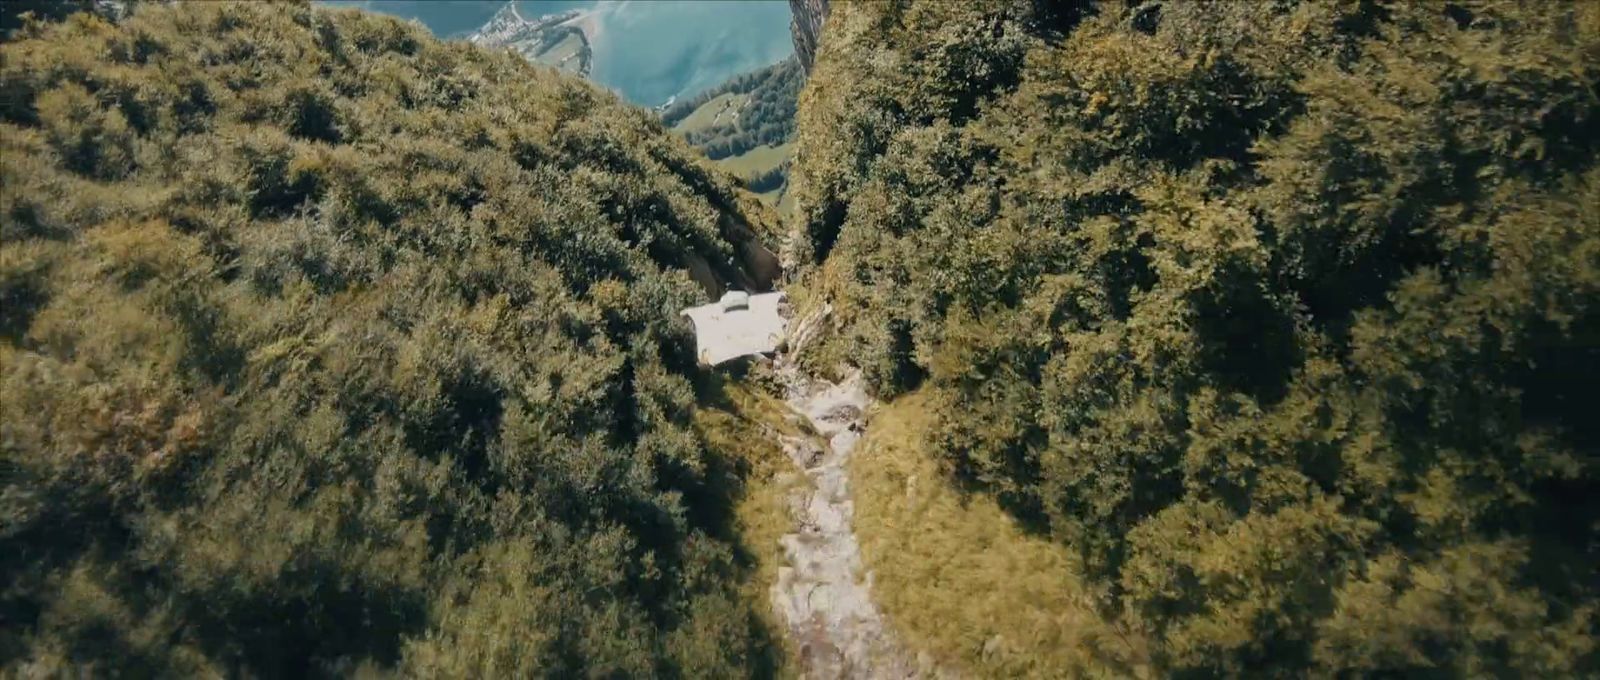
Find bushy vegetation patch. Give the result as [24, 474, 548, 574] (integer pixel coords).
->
[792, 1, 1600, 675]
[1, 3, 783, 675]
[849, 392, 1145, 677]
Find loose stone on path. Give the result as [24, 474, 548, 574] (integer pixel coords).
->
[767, 358, 938, 678]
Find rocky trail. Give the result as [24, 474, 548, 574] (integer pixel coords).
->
[765, 350, 939, 678]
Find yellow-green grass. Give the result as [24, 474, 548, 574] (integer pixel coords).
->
[693, 380, 818, 679]
[750, 181, 793, 219]
[754, 185, 784, 208]
[715, 142, 794, 214]
[773, 184, 796, 218]
[851, 391, 1151, 677]
[674, 92, 751, 134]
[714, 141, 793, 177]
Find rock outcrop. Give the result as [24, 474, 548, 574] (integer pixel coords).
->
[769, 358, 940, 677]
[788, 0, 830, 73]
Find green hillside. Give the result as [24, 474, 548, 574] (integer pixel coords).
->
[6, 0, 1600, 676]
[664, 57, 800, 160]
[790, 1, 1600, 675]
[0, 3, 784, 675]
[666, 57, 801, 212]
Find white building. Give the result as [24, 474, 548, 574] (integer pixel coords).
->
[681, 291, 788, 366]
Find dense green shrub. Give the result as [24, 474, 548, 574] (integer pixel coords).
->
[1, 3, 781, 675]
[792, 0, 1600, 675]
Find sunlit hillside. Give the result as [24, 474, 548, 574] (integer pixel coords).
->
[0, 3, 785, 674]
[666, 57, 802, 213]
[790, 1, 1600, 675]
[4, 1, 1597, 676]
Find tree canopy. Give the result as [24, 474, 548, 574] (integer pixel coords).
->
[1, 2, 782, 675]
[790, 0, 1600, 675]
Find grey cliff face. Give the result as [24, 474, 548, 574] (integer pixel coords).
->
[788, 0, 829, 73]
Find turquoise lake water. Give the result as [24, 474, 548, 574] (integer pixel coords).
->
[321, 1, 794, 106]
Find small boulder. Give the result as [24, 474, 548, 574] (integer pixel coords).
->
[819, 403, 862, 424]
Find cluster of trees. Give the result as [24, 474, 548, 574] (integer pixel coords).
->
[661, 57, 798, 127]
[1, 3, 784, 675]
[684, 123, 788, 162]
[669, 57, 802, 161]
[791, 0, 1600, 675]
[1, 0, 105, 39]
[742, 161, 790, 194]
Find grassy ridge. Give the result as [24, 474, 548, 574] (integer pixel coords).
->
[0, 3, 786, 675]
[667, 58, 802, 212]
[674, 92, 752, 135]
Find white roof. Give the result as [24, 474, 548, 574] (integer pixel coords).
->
[681, 291, 788, 366]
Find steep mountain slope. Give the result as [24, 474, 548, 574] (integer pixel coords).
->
[0, 3, 786, 675]
[790, 1, 1600, 675]
[665, 57, 802, 210]
[664, 57, 801, 162]
[787, 0, 829, 73]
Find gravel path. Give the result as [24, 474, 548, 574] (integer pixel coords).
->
[767, 358, 935, 678]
